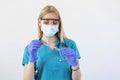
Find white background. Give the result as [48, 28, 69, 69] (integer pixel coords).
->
[0, 0, 120, 80]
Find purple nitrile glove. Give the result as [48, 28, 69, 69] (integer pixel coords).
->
[28, 40, 41, 63]
[59, 48, 78, 66]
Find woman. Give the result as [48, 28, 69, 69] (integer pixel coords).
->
[22, 5, 81, 80]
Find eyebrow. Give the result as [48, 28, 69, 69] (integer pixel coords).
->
[41, 18, 60, 21]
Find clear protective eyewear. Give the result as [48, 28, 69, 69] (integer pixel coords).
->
[41, 18, 60, 25]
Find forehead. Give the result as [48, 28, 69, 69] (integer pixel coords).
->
[42, 13, 59, 19]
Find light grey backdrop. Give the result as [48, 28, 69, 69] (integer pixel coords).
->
[0, 0, 120, 80]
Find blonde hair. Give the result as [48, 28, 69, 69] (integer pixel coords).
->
[37, 5, 66, 43]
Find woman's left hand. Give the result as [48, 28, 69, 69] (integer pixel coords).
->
[59, 48, 78, 66]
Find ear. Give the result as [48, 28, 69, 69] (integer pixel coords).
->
[38, 18, 42, 26]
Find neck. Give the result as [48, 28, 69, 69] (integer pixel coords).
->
[42, 35, 57, 44]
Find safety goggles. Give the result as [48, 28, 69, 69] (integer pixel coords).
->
[41, 18, 60, 25]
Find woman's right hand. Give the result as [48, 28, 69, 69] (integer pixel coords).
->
[28, 40, 41, 63]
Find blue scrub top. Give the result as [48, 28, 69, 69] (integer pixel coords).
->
[22, 38, 81, 80]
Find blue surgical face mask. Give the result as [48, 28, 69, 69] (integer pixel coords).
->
[41, 24, 59, 37]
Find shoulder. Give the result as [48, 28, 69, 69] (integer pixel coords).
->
[63, 38, 76, 47]
[64, 38, 76, 43]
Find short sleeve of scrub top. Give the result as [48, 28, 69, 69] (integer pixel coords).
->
[22, 38, 81, 80]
